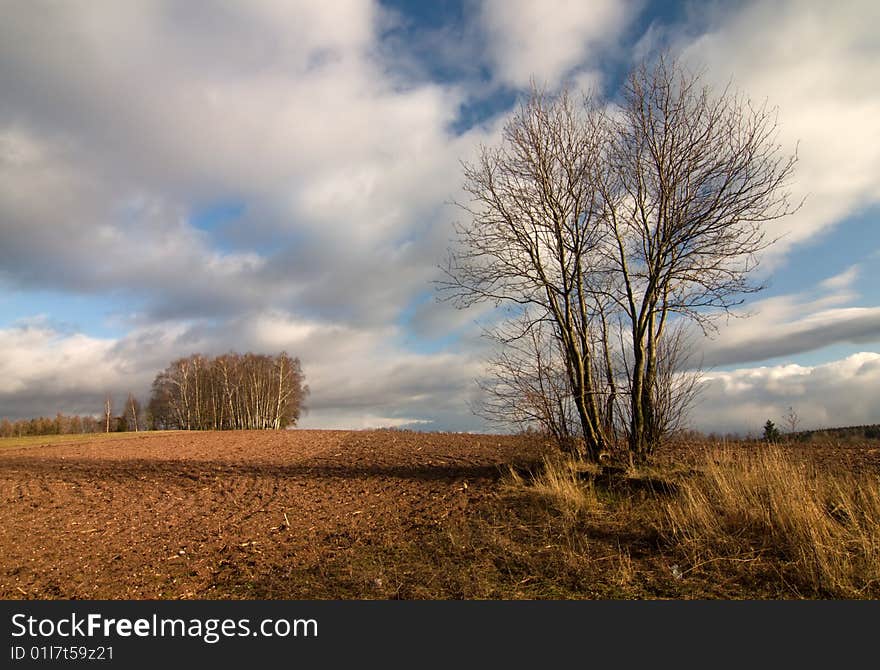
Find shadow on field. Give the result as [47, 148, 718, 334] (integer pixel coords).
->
[0, 457, 530, 484]
[587, 466, 680, 496]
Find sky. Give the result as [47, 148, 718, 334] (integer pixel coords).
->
[1, 0, 878, 436]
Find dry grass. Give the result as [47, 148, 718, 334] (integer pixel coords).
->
[663, 446, 880, 597]
[492, 445, 880, 598]
[216, 441, 879, 599]
[505, 454, 601, 519]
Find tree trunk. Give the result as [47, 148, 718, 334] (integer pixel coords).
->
[629, 328, 646, 459]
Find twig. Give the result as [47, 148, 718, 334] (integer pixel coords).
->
[679, 554, 762, 576]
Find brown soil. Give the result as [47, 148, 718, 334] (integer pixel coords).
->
[0, 429, 544, 599]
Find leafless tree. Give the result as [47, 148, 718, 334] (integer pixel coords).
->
[443, 56, 797, 462]
[598, 56, 798, 458]
[442, 87, 616, 461]
[104, 395, 112, 434]
[126, 393, 142, 432]
[783, 406, 800, 435]
[476, 312, 582, 455]
[148, 352, 308, 431]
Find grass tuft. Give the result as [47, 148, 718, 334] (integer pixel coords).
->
[505, 454, 600, 519]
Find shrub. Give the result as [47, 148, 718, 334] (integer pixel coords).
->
[763, 419, 781, 442]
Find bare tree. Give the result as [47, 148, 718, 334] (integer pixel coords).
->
[443, 56, 797, 462]
[126, 393, 141, 432]
[783, 406, 800, 435]
[442, 87, 615, 461]
[148, 352, 307, 431]
[104, 395, 112, 434]
[476, 312, 582, 455]
[598, 56, 798, 458]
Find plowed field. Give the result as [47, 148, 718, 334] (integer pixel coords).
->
[0, 430, 543, 599]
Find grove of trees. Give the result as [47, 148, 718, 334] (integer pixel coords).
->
[148, 351, 307, 431]
[443, 56, 798, 463]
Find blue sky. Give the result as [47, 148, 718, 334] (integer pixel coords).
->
[1, 1, 878, 433]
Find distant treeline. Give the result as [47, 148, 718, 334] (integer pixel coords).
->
[792, 424, 880, 441]
[670, 425, 880, 443]
[0, 414, 111, 438]
[149, 352, 308, 430]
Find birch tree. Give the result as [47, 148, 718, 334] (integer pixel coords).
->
[104, 395, 112, 434]
[148, 352, 307, 431]
[126, 392, 141, 432]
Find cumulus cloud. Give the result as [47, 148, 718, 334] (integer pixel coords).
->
[0, 321, 132, 418]
[0, 321, 120, 397]
[677, 0, 880, 260]
[0, 0, 494, 328]
[696, 353, 880, 435]
[479, 0, 635, 88]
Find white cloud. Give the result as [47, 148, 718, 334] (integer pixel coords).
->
[678, 0, 880, 259]
[479, 0, 635, 88]
[0, 322, 119, 396]
[0, 0, 488, 327]
[695, 266, 880, 367]
[819, 264, 861, 291]
[696, 352, 880, 435]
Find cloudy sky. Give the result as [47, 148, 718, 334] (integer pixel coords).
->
[1, 0, 878, 435]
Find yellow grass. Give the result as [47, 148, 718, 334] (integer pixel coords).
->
[503, 444, 880, 597]
[663, 446, 880, 597]
[506, 454, 600, 518]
